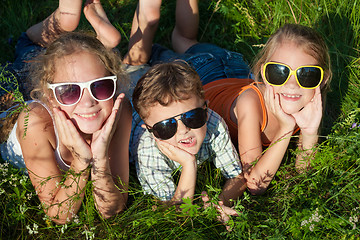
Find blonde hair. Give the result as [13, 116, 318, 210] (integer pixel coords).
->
[132, 60, 204, 120]
[252, 24, 332, 95]
[1, 31, 127, 142]
[30, 31, 128, 104]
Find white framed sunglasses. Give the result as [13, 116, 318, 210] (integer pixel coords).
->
[47, 76, 117, 106]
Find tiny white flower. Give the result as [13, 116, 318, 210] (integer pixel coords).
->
[309, 224, 314, 232]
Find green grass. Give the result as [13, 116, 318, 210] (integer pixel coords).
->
[1, 0, 360, 239]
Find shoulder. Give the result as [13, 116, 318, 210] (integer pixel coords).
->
[204, 109, 231, 145]
[17, 102, 53, 135]
[16, 102, 54, 148]
[234, 86, 264, 125]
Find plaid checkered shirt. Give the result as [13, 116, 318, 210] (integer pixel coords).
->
[130, 108, 242, 201]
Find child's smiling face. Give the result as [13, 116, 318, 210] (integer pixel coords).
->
[144, 95, 207, 155]
[263, 40, 318, 115]
[52, 51, 114, 134]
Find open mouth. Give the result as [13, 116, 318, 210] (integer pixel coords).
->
[76, 110, 100, 119]
[179, 137, 196, 147]
[281, 93, 301, 99]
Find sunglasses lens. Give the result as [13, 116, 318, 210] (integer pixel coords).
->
[152, 119, 178, 140]
[265, 63, 290, 85]
[55, 84, 81, 105]
[182, 108, 207, 129]
[296, 67, 322, 88]
[90, 78, 115, 100]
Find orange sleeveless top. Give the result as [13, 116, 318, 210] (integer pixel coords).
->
[203, 78, 267, 145]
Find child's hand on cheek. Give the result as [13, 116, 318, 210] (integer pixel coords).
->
[265, 86, 296, 132]
[91, 93, 125, 161]
[292, 87, 322, 136]
[155, 139, 196, 168]
[53, 108, 92, 168]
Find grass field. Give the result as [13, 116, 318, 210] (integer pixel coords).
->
[1, 0, 360, 239]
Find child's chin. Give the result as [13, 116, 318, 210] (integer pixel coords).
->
[179, 145, 200, 155]
[79, 126, 100, 135]
[282, 106, 302, 115]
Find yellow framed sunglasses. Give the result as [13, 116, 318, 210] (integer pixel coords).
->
[263, 62, 324, 89]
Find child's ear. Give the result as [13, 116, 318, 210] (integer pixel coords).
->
[205, 100, 210, 120]
[260, 63, 265, 80]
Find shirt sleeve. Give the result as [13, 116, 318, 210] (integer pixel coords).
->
[206, 109, 242, 179]
[130, 113, 177, 201]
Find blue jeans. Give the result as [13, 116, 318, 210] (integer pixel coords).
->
[1, 33, 45, 100]
[149, 43, 252, 85]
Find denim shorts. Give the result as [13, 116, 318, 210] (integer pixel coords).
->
[1, 33, 45, 100]
[149, 43, 252, 85]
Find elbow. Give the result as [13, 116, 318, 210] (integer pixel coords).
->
[97, 201, 127, 219]
[244, 175, 269, 196]
[248, 186, 267, 196]
[45, 212, 72, 225]
[51, 217, 69, 225]
[44, 208, 74, 225]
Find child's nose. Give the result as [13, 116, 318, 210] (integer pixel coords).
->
[177, 119, 190, 135]
[285, 73, 298, 88]
[79, 89, 96, 106]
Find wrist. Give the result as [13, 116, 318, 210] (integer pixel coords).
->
[72, 157, 92, 172]
[181, 157, 197, 169]
[299, 133, 318, 150]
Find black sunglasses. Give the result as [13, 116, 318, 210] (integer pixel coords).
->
[263, 62, 324, 89]
[145, 103, 208, 140]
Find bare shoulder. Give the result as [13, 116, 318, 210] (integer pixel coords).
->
[234, 87, 263, 123]
[16, 102, 54, 147]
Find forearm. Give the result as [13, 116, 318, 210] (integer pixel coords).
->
[171, 162, 197, 204]
[219, 174, 247, 207]
[245, 130, 292, 194]
[91, 158, 126, 218]
[295, 132, 318, 170]
[43, 162, 90, 224]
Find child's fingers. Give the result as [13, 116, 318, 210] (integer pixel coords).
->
[53, 108, 72, 140]
[201, 191, 212, 209]
[313, 87, 322, 107]
[113, 93, 125, 112]
[201, 191, 210, 203]
[265, 86, 276, 113]
[217, 203, 238, 217]
[156, 140, 175, 156]
[100, 94, 125, 136]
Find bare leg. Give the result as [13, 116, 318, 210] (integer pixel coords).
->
[83, 0, 121, 48]
[26, 0, 82, 47]
[171, 0, 199, 54]
[123, 0, 162, 65]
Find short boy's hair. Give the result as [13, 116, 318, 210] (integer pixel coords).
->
[132, 60, 204, 120]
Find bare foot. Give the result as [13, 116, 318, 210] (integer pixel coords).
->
[58, 0, 83, 32]
[83, 0, 121, 48]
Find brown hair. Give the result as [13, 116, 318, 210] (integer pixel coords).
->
[132, 60, 204, 120]
[1, 31, 127, 142]
[30, 31, 128, 104]
[252, 24, 332, 95]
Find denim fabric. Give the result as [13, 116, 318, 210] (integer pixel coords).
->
[149, 43, 252, 85]
[1, 33, 45, 100]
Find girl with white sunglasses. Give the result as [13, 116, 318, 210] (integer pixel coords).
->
[0, 0, 131, 224]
